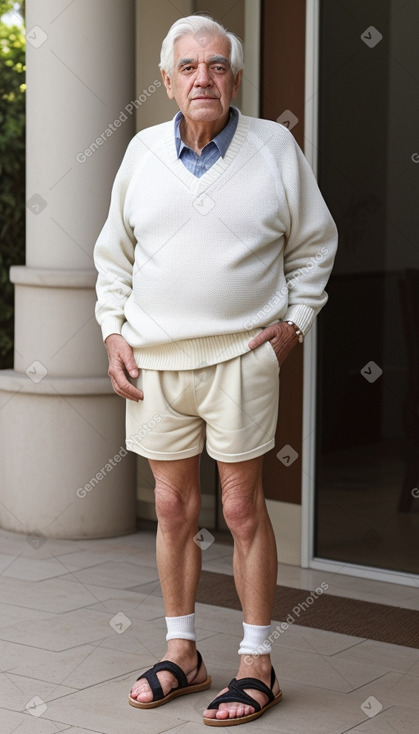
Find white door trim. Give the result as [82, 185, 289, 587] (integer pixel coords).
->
[301, 0, 320, 568]
[301, 0, 419, 588]
[242, 0, 261, 117]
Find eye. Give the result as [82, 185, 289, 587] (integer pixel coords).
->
[212, 65, 226, 72]
[182, 65, 195, 73]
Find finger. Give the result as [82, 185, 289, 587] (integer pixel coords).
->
[112, 380, 144, 401]
[112, 349, 139, 379]
[248, 328, 275, 349]
[121, 354, 140, 378]
[105, 337, 139, 378]
[109, 371, 144, 401]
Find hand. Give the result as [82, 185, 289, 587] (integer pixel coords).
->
[105, 334, 144, 402]
[248, 322, 299, 367]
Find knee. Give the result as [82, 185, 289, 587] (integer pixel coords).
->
[222, 485, 259, 538]
[154, 481, 200, 528]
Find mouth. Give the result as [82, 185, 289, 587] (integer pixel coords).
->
[191, 96, 219, 101]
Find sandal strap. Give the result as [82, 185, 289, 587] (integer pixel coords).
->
[136, 650, 203, 702]
[206, 666, 276, 712]
[136, 667, 164, 701]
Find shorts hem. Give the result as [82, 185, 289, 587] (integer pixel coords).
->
[206, 438, 275, 463]
[126, 442, 204, 461]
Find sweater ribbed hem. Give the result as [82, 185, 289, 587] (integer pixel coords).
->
[132, 329, 261, 370]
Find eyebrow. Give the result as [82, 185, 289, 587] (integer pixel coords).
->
[177, 55, 231, 68]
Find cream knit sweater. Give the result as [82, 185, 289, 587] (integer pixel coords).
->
[94, 112, 338, 370]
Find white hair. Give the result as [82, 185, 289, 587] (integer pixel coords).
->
[159, 14, 244, 77]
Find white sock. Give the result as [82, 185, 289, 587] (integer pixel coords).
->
[238, 621, 272, 655]
[165, 613, 196, 642]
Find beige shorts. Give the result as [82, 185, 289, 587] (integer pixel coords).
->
[125, 342, 280, 463]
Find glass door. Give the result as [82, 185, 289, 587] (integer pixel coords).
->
[315, 0, 419, 575]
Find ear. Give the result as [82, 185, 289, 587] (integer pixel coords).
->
[232, 69, 242, 99]
[161, 69, 175, 100]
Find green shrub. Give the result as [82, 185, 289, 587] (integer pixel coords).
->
[0, 1, 25, 369]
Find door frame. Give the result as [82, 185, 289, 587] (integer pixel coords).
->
[301, 0, 418, 587]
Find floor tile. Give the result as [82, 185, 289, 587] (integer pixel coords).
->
[335, 638, 419, 674]
[105, 531, 157, 549]
[0, 671, 76, 714]
[0, 608, 119, 650]
[56, 547, 158, 571]
[0, 526, 417, 734]
[41, 673, 189, 734]
[202, 557, 235, 575]
[0, 602, 56, 629]
[374, 673, 419, 710]
[130, 579, 163, 596]
[1, 707, 64, 734]
[196, 632, 244, 667]
[194, 602, 244, 634]
[99, 619, 215, 659]
[0, 638, 147, 689]
[342, 705, 419, 733]
[0, 528, 83, 559]
[0, 576, 123, 613]
[346, 669, 419, 711]
[199, 541, 233, 562]
[270, 622, 365, 656]
[86, 590, 166, 621]
[267, 686, 376, 734]
[60, 560, 158, 589]
[270, 645, 390, 693]
[1, 554, 73, 581]
[0, 551, 22, 573]
[162, 723, 216, 734]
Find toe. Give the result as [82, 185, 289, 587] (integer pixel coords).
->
[203, 700, 255, 720]
[131, 682, 153, 702]
[217, 702, 255, 719]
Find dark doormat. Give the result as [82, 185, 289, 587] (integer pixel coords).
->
[197, 570, 419, 649]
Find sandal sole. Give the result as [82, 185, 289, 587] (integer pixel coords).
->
[129, 675, 212, 709]
[202, 690, 282, 726]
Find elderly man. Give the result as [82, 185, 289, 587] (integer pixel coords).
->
[94, 14, 337, 727]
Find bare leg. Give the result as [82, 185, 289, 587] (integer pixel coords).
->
[203, 456, 281, 722]
[130, 456, 209, 703]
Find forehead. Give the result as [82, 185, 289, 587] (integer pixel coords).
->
[173, 32, 231, 63]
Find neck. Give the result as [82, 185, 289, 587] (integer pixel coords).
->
[180, 111, 230, 154]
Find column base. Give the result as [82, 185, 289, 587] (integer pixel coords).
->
[0, 370, 136, 539]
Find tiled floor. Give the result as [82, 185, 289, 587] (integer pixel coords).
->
[0, 525, 418, 734]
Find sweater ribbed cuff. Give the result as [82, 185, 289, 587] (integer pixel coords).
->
[284, 304, 317, 335]
[100, 317, 125, 343]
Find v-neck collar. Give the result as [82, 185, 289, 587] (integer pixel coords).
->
[162, 111, 251, 193]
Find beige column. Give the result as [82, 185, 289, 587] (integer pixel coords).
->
[0, 0, 137, 538]
[134, 0, 196, 522]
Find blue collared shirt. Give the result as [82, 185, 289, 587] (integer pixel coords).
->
[174, 106, 239, 178]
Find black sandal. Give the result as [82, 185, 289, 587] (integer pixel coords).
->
[203, 666, 282, 727]
[129, 650, 211, 709]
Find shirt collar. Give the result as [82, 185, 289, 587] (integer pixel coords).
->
[174, 106, 239, 159]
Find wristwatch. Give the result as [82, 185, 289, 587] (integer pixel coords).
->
[286, 321, 304, 343]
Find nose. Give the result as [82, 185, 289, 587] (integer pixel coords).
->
[194, 63, 213, 87]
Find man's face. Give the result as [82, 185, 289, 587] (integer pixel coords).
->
[162, 32, 242, 124]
